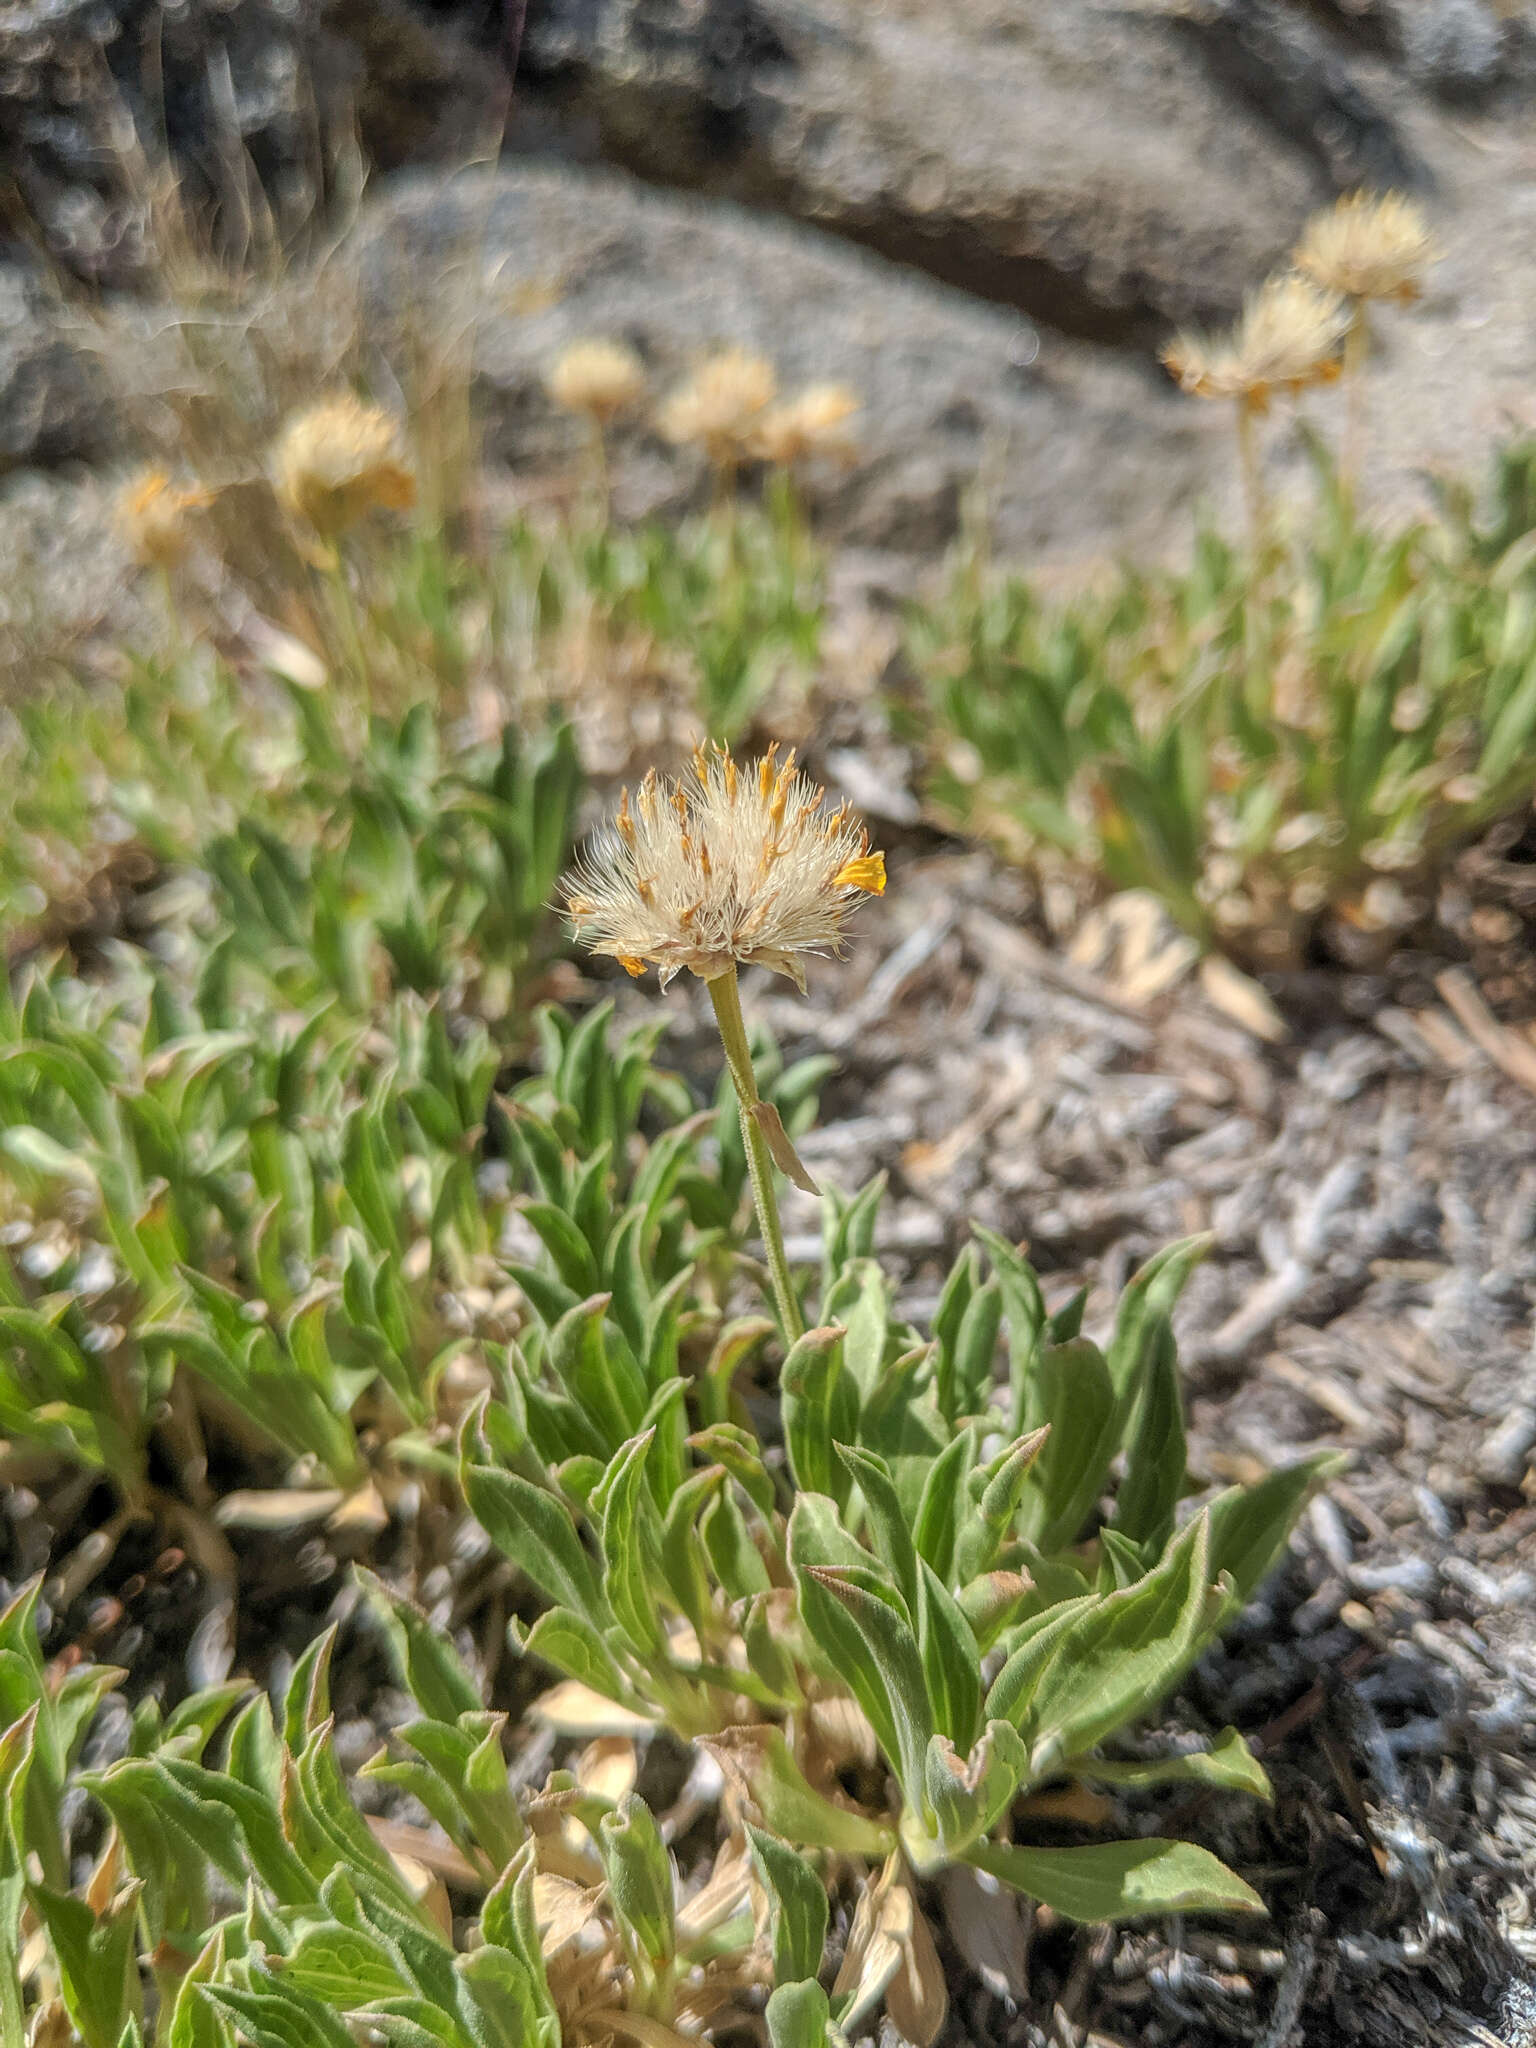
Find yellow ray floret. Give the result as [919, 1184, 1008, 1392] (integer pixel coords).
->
[563, 743, 886, 992]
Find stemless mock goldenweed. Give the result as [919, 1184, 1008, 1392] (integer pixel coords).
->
[563, 742, 885, 993]
[272, 393, 417, 538]
[1293, 191, 1438, 305]
[1161, 274, 1349, 411]
[658, 349, 778, 471]
[547, 338, 647, 425]
[1163, 274, 1349, 535]
[564, 743, 885, 1342]
[752, 383, 861, 468]
[118, 468, 213, 570]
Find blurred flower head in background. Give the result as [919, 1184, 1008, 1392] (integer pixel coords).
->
[752, 383, 861, 467]
[658, 348, 778, 468]
[547, 338, 648, 425]
[1294, 191, 1438, 305]
[272, 394, 417, 538]
[117, 468, 214, 570]
[1162, 274, 1350, 410]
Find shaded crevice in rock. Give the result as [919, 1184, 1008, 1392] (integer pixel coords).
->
[513, 0, 1340, 344]
[1173, 0, 1427, 193]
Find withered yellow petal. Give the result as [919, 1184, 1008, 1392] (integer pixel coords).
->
[834, 852, 886, 895]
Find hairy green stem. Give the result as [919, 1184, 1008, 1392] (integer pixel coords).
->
[1234, 396, 1265, 547]
[1341, 304, 1370, 496]
[707, 965, 805, 1343]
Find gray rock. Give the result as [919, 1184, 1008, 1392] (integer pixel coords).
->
[0, 0, 497, 286]
[354, 160, 1217, 564]
[516, 0, 1331, 336]
[0, 270, 112, 469]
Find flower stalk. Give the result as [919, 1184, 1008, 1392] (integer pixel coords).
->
[707, 964, 804, 1342]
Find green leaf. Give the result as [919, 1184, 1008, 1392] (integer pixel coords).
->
[746, 1825, 829, 1985]
[966, 1835, 1263, 1921]
[517, 1610, 640, 1715]
[460, 1436, 608, 1624]
[796, 1564, 933, 1813]
[835, 1444, 919, 1615]
[915, 1560, 983, 1753]
[281, 1924, 408, 2005]
[765, 1979, 832, 2048]
[354, 1569, 482, 1726]
[1110, 1324, 1185, 1554]
[911, 1428, 973, 1583]
[954, 1426, 1051, 1583]
[202, 1978, 356, 2048]
[1077, 1726, 1271, 1801]
[915, 1719, 1027, 1867]
[1105, 1238, 1207, 1412]
[971, 1225, 1047, 1435]
[1205, 1452, 1345, 1610]
[27, 1882, 143, 2048]
[994, 1515, 1220, 1783]
[600, 1794, 676, 1972]
[592, 1430, 671, 1662]
[703, 1725, 894, 1859]
[781, 1328, 856, 1510]
[1019, 1338, 1116, 1551]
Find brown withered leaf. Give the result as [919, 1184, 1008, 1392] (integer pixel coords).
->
[750, 1101, 821, 1194]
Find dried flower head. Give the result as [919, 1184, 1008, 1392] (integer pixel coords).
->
[1294, 191, 1437, 305]
[118, 468, 213, 570]
[1161, 275, 1350, 410]
[564, 743, 886, 992]
[546, 338, 647, 425]
[272, 394, 416, 537]
[657, 349, 778, 467]
[751, 383, 861, 467]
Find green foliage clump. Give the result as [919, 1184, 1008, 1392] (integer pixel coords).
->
[918, 442, 1536, 967]
[2, 1181, 1330, 2048]
[464, 1182, 1332, 1935]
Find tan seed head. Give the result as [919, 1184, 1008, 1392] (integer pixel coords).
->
[751, 383, 861, 467]
[272, 394, 416, 538]
[1294, 191, 1437, 305]
[1161, 274, 1350, 411]
[546, 338, 647, 425]
[657, 349, 778, 468]
[563, 742, 886, 992]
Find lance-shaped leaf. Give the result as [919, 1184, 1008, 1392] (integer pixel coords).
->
[1110, 1322, 1185, 1554]
[600, 1793, 677, 1975]
[994, 1515, 1221, 1784]
[27, 1881, 144, 2048]
[954, 1426, 1051, 1583]
[1076, 1725, 1271, 1801]
[1017, 1337, 1116, 1553]
[354, 1569, 482, 1726]
[796, 1563, 933, 1816]
[966, 1835, 1263, 1921]
[459, 1419, 609, 1624]
[746, 1824, 829, 1985]
[591, 1429, 672, 1663]
[781, 1327, 857, 1509]
[1205, 1451, 1348, 1611]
